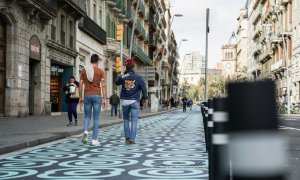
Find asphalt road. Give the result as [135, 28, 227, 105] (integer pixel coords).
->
[279, 117, 300, 180]
[0, 108, 208, 180]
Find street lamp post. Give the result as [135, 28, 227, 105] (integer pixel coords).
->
[157, 13, 183, 104]
[204, 8, 210, 102]
[170, 39, 188, 99]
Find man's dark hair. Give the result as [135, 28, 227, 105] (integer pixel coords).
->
[126, 62, 135, 72]
[91, 54, 100, 64]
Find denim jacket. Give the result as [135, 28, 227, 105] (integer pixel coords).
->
[115, 71, 148, 101]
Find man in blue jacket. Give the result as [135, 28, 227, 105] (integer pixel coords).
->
[115, 59, 148, 144]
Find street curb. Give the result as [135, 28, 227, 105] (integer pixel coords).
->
[0, 109, 178, 155]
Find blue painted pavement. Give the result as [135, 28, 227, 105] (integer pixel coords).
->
[0, 108, 208, 180]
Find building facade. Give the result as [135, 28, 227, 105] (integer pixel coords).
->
[179, 52, 205, 86]
[236, 7, 248, 80]
[244, 0, 292, 103]
[0, 0, 86, 117]
[221, 35, 237, 79]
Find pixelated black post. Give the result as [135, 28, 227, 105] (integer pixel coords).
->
[227, 80, 286, 180]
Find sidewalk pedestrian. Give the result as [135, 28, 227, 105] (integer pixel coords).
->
[79, 54, 106, 146]
[109, 90, 120, 116]
[188, 98, 193, 111]
[116, 59, 148, 145]
[63, 75, 80, 126]
[170, 96, 175, 109]
[182, 96, 188, 112]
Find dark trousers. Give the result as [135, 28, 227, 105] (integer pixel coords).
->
[183, 104, 187, 112]
[111, 104, 118, 116]
[67, 101, 78, 122]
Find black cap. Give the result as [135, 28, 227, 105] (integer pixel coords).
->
[228, 80, 278, 132]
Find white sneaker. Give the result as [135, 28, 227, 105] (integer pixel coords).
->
[92, 139, 100, 146]
[82, 132, 88, 144]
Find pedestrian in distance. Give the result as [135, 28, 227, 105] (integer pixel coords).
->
[109, 90, 120, 116]
[115, 59, 148, 145]
[140, 99, 144, 110]
[63, 75, 80, 126]
[182, 96, 188, 112]
[79, 54, 106, 146]
[188, 98, 193, 111]
[170, 96, 175, 109]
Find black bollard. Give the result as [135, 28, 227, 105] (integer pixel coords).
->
[212, 97, 229, 180]
[227, 80, 286, 180]
[207, 99, 214, 180]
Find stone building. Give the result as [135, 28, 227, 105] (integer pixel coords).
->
[236, 7, 248, 80]
[0, 0, 85, 117]
[221, 33, 237, 79]
[48, 1, 86, 114]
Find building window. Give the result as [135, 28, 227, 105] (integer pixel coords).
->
[51, 20, 56, 40]
[93, 3, 97, 21]
[99, 9, 102, 27]
[87, 0, 90, 16]
[61, 15, 65, 45]
[69, 21, 74, 48]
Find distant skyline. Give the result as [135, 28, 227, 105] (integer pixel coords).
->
[170, 0, 246, 68]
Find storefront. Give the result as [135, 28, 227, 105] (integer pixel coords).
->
[50, 64, 73, 112]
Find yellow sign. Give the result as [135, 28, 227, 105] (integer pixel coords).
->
[116, 57, 121, 73]
[116, 25, 123, 41]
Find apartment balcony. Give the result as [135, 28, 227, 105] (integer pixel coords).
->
[79, 16, 107, 45]
[144, 34, 149, 44]
[280, 0, 290, 6]
[138, 26, 146, 40]
[259, 47, 273, 63]
[144, 12, 149, 23]
[106, 0, 117, 7]
[134, 19, 143, 35]
[106, 38, 118, 53]
[64, 0, 86, 16]
[252, 0, 260, 9]
[253, 43, 262, 56]
[132, 44, 151, 65]
[149, 34, 156, 49]
[252, 25, 262, 40]
[252, 6, 262, 25]
[271, 59, 285, 72]
[162, 61, 170, 69]
[17, 0, 57, 20]
[138, 2, 145, 17]
[149, 14, 157, 31]
[160, 31, 167, 41]
[115, 0, 126, 16]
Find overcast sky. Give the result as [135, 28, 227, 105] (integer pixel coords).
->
[170, 0, 247, 68]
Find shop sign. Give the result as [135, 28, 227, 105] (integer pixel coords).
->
[29, 35, 41, 61]
[51, 67, 64, 73]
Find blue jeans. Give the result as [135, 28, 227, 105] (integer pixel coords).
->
[111, 104, 118, 116]
[84, 95, 102, 140]
[123, 101, 140, 141]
